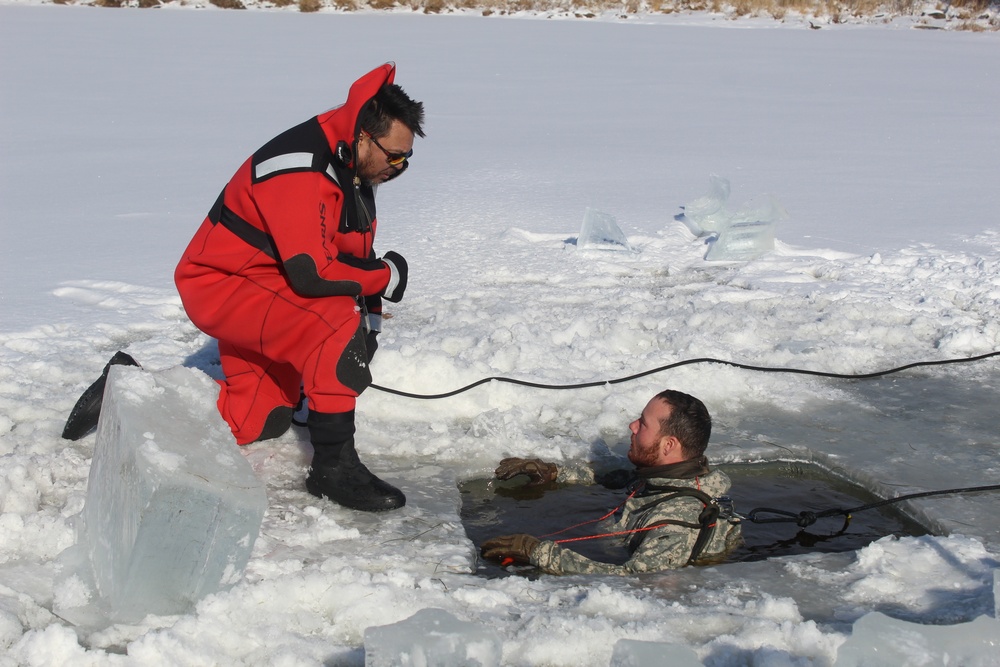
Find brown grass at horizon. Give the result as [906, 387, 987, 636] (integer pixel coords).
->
[45, 0, 1000, 29]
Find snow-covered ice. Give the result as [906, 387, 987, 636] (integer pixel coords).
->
[1, 5, 999, 665]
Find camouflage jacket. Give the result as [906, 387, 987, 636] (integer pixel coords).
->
[529, 458, 741, 575]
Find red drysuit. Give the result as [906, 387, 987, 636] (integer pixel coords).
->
[175, 64, 399, 444]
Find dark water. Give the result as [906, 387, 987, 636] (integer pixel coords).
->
[460, 460, 931, 578]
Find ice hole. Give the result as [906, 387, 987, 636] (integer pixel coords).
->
[460, 461, 933, 578]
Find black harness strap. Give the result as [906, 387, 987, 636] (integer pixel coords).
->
[688, 504, 722, 565]
[634, 483, 723, 565]
[208, 190, 281, 261]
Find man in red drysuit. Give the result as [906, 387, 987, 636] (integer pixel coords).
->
[175, 63, 424, 512]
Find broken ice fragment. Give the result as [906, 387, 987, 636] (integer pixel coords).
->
[578, 208, 633, 252]
[364, 608, 502, 667]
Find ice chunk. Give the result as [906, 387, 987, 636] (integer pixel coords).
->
[679, 176, 786, 261]
[679, 174, 731, 236]
[364, 608, 502, 667]
[833, 611, 1000, 666]
[57, 364, 266, 625]
[577, 208, 633, 252]
[610, 639, 703, 666]
[704, 219, 776, 261]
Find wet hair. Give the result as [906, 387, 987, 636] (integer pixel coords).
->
[359, 83, 425, 139]
[655, 390, 712, 459]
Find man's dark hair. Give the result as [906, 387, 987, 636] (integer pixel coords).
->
[656, 390, 712, 459]
[360, 83, 425, 139]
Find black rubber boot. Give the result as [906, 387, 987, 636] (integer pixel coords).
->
[62, 351, 141, 440]
[305, 410, 405, 512]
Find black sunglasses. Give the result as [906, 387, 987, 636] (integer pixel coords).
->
[362, 130, 413, 167]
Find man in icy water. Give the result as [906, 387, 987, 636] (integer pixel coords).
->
[481, 390, 742, 574]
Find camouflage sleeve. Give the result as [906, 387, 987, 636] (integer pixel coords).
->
[530, 526, 694, 576]
[554, 456, 633, 486]
[553, 460, 597, 485]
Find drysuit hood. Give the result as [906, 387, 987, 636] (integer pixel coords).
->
[316, 62, 397, 157]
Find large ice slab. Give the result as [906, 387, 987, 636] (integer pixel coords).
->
[364, 608, 502, 667]
[833, 611, 1000, 666]
[57, 365, 267, 625]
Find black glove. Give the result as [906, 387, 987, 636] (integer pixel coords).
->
[381, 251, 408, 303]
[481, 534, 541, 565]
[495, 457, 559, 485]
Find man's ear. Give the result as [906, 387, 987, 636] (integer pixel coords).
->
[660, 435, 683, 459]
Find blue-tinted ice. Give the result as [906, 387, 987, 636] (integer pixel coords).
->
[679, 175, 786, 261]
[55, 365, 267, 625]
[578, 208, 633, 252]
[834, 609, 1000, 666]
[364, 608, 502, 667]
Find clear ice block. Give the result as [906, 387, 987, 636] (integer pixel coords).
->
[679, 175, 785, 261]
[578, 208, 633, 252]
[704, 219, 775, 261]
[72, 364, 267, 623]
[364, 608, 502, 667]
[834, 611, 1000, 666]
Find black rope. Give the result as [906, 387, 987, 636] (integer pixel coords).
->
[744, 483, 1000, 528]
[371, 350, 1000, 400]
[369, 352, 1000, 535]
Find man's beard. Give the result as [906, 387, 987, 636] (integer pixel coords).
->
[356, 154, 381, 186]
[628, 442, 659, 468]
[358, 169, 381, 187]
[358, 156, 401, 187]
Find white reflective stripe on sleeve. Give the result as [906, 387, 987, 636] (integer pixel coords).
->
[384, 260, 400, 298]
[255, 152, 314, 179]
